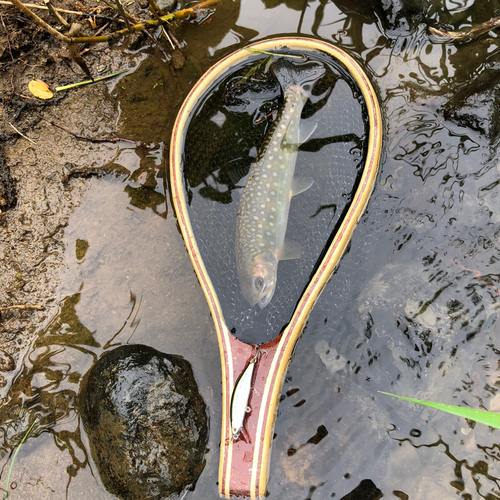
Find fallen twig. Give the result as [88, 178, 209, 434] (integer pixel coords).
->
[0, 14, 14, 62]
[0, 48, 37, 68]
[0, 304, 44, 311]
[37, 114, 154, 148]
[43, 0, 70, 27]
[67, 0, 219, 44]
[7, 0, 218, 45]
[68, 23, 93, 78]
[8, 0, 71, 42]
[429, 16, 500, 42]
[0, 0, 107, 16]
[144, 28, 170, 61]
[8, 123, 36, 144]
[114, 0, 133, 32]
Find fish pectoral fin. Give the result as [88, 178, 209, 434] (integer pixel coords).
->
[298, 120, 317, 145]
[280, 239, 303, 260]
[225, 159, 251, 187]
[291, 177, 314, 196]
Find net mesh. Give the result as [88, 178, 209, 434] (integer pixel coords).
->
[181, 49, 369, 344]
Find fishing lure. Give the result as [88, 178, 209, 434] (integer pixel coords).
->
[230, 348, 266, 442]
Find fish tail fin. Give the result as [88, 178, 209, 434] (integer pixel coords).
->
[271, 58, 325, 97]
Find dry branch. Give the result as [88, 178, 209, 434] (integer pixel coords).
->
[429, 16, 500, 42]
[6, 0, 219, 45]
[8, 0, 71, 42]
[0, 1, 88, 15]
[70, 0, 220, 44]
[43, 0, 70, 27]
[0, 305, 44, 311]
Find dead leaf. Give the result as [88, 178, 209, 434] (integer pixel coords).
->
[28, 79, 54, 99]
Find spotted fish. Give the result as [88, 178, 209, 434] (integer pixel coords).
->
[236, 58, 326, 308]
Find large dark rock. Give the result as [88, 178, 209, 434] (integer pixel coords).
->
[80, 344, 209, 500]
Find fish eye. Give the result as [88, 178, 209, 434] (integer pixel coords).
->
[253, 277, 264, 291]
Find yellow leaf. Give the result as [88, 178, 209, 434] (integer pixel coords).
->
[28, 79, 53, 100]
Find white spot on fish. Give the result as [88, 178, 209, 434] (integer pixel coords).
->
[270, 215, 274, 219]
[274, 147, 278, 152]
[271, 191, 275, 195]
[253, 216, 258, 220]
[266, 231, 271, 236]
[260, 204, 265, 208]
[279, 156, 283, 160]
[269, 222, 274, 226]
[251, 228, 256, 232]
[273, 172, 278, 177]
[263, 174, 267, 178]
[273, 182, 278, 187]
[277, 201, 282, 205]
[271, 207, 276, 212]
[260, 243, 265, 247]
[268, 157, 273, 161]
[280, 165, 285, 169]
[266, 197, 271, 202]
[258, 224, 262, 228]
[273, 140, 277, 145]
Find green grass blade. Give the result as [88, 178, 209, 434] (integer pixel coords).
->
[380, 392, 500, 429]
[3, 418, 37, 499]
[55, 71, 127, 92]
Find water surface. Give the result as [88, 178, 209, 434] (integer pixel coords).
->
[2, 0, 500, 499]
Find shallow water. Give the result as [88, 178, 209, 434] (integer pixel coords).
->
[2, 0, 500, 499]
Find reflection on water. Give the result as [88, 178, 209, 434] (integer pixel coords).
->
[2, 0, 500, 498]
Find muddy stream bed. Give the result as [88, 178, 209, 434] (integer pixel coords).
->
[1, 0, 500, 498]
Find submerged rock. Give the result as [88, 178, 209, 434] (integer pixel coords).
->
[442, 81, 500, 146]
[340, 479, 383, 500]
[80, 344, 208, 500]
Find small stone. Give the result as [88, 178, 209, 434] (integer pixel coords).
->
[171, 49, 186, 71]
[0, 350, 15, 372]
[156, 0, 176, 11]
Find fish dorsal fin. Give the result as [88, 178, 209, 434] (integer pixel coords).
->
[298, 121, 317, 145]
[291, 177, 314, 196]
[280, 239, 303, 260]
[283, 120, 317, 147]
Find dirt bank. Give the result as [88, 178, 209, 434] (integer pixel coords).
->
[0, 0, 165, 382]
